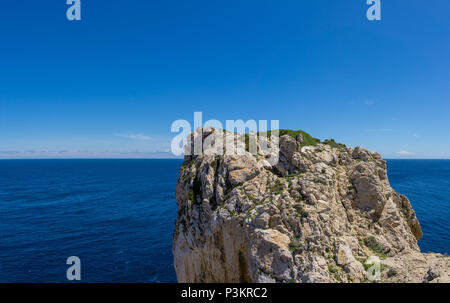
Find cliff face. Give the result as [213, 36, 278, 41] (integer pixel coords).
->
[173, 128, 449, 283]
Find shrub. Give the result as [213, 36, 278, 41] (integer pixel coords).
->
[289, 238, 303, 252]
[294, 203, 309, 219]
[364, 236, 387, 258]
[270, 180, 284, 195]
[323, 138, 346, 149]
[313, 177, 327, 185]
[246, 193, 260, 204]
[264, 129, 319, 147]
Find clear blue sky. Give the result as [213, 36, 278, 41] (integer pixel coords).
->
[0, 1, 449, 158]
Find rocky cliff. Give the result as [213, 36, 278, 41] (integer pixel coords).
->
[173, 128, 449, 283]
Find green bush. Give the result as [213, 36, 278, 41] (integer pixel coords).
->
[364, 236, 386, 258]
[263, 129, 319, 147]
[323, 138, 346, 149]
[294, 203, 309, 219]
[289, 238, 303, 252]
[313, 177, 327, 185]
[269, 180, 284, 195]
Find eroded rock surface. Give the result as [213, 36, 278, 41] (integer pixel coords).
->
[173, 128, 449, 283]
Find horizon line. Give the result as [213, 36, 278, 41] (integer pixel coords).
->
[0, 157, 449, 160]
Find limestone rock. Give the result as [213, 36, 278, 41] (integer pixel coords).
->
[336, 245, 354, 265]
[173, 128, 449, 283]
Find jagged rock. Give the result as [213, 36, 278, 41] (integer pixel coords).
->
[253, 212, 270, 228]
[226, 155, 260, 186]
[173, 128, 449, 283]
[279, 135, 297, 160]
[336, 245, 354, 265]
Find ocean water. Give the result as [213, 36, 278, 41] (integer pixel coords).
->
[0, 159, 448, 282]
[0, 159, 182, 282]
[386, 160, 450, 254]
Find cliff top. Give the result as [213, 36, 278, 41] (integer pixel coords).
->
[173, 128, 449, 283]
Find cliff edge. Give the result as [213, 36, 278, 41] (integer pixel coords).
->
[173, 128, 449, 283]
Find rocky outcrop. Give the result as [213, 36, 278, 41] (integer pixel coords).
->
[173, 128, 449, 283]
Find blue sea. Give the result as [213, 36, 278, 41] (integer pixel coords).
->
[0, 159, 448, 282]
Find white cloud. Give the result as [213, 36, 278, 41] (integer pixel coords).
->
[0, 150, 180, 159]
[116, 133, 151, 141]
[396, 150, 413, 155]
[363, 128, 392, 132]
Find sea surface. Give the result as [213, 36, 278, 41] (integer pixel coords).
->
[0, 159, 448, 282]
[386, 160, 450, 254]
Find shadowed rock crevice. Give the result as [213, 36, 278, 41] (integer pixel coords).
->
[238, 250, 251, 283]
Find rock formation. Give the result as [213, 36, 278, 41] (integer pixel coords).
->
[173, 128, 449, 283]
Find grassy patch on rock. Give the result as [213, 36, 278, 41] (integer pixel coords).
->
[322, 138, 346, 149]
[269, 180, 284, 195]
[363, 236, 387, 259]
[289, 237, 304, 253]
[263, 129, 320, 147]
[294, 202, 309, 219]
